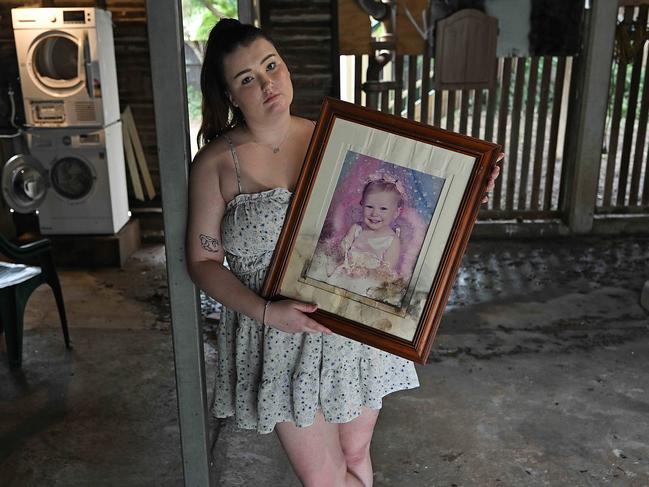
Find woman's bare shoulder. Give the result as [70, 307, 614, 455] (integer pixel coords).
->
[291, 116, 318, 148]
[293, 115, 317, 129]
[192, 136, 229, 170]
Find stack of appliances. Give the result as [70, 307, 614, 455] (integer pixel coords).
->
[4, 7, 129, 235]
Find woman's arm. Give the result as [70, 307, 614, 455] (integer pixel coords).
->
[185, 146, 265, 319]
[185, 144, 330, 334]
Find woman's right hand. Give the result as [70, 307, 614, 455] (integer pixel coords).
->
[264, 299, 333, 335]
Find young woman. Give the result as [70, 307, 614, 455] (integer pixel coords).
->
[186, 18, 500, 487]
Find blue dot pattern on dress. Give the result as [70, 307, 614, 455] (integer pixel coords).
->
[213, 187, 419, 434]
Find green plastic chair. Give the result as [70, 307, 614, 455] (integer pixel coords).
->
[0, 234, 70, 368]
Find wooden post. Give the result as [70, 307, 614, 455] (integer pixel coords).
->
[145, 1, 214, 485]
[561, 0, 618, 233]
[237, 0, 259, 25]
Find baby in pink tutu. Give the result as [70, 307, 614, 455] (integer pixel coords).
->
[325, 175, 407, 304]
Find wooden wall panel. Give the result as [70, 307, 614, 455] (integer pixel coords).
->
[337, 0, 371, 55]
[395, 0, 428, 55]
[261, 0, 336, 119]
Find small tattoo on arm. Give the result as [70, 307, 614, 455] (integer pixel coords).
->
[199, 234, 221, 252]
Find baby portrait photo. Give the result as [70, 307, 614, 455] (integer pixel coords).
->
[266, 99, 501, 358]
[303, 150, 445, 310]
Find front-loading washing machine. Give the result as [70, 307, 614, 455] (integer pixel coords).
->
[11, 7, 120, 128]
[2, 122, 129, 235]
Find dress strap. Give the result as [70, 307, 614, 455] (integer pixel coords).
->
[224, 134, 243, 194]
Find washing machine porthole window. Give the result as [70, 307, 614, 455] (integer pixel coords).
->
[13, 166, 48, 205]
[51, 157, 95, 200]
[27, 32, 82, 93]
[2, 154, 49, 213]
[34, 35, 78, 82]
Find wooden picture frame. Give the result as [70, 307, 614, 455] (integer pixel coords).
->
[262, 98, 501, 364]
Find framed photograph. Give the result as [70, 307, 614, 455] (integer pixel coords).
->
[262, 97, 501, 364]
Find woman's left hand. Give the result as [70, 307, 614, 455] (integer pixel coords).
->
[482, 152, 504, 204]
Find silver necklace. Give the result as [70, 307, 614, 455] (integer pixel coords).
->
[253, 122, 291, 154]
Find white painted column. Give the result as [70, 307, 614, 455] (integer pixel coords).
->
[145, 1, 213, 485]
[561, 0, 618, 233]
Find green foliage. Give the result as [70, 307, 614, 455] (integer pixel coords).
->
[195, 14, 218, 40]
[182, 0, 237, 125]
[182, 0, 237, 42]
[187, 84, 203, 121]
[214, 0, 237, 18]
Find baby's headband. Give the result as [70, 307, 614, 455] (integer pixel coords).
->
[363, 172, 407, 201]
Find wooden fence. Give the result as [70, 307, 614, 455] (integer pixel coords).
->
[345, 4, 649, 224]
[349, 54, 576, 221]
[597, 4, 649, 214]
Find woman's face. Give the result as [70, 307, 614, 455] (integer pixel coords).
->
[362, 190, 401, 231]
[222, 37, 293, 122]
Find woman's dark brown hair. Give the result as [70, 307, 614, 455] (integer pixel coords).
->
[197, 19, 273, 147]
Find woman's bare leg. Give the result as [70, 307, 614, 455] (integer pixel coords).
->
[339, 407, 380, 487]
[275, 411, 364, 487]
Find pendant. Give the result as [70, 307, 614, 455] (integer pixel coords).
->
[273, 147, 280, 154]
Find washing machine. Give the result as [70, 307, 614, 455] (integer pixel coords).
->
[2, 122, 129, 235]
[11, 7, 120, 128]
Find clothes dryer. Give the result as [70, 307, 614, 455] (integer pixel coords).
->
[11, 7, 120, 128]
[2, 123, 129, 235]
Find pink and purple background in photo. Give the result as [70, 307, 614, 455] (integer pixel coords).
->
[313, 150, 445, 282]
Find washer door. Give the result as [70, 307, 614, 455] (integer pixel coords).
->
[2, 154, 49, 214]
[50, 156, 95, 201]
[27, 31, 83, 96]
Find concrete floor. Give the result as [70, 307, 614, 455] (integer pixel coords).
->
[1, 236, 648, 486]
